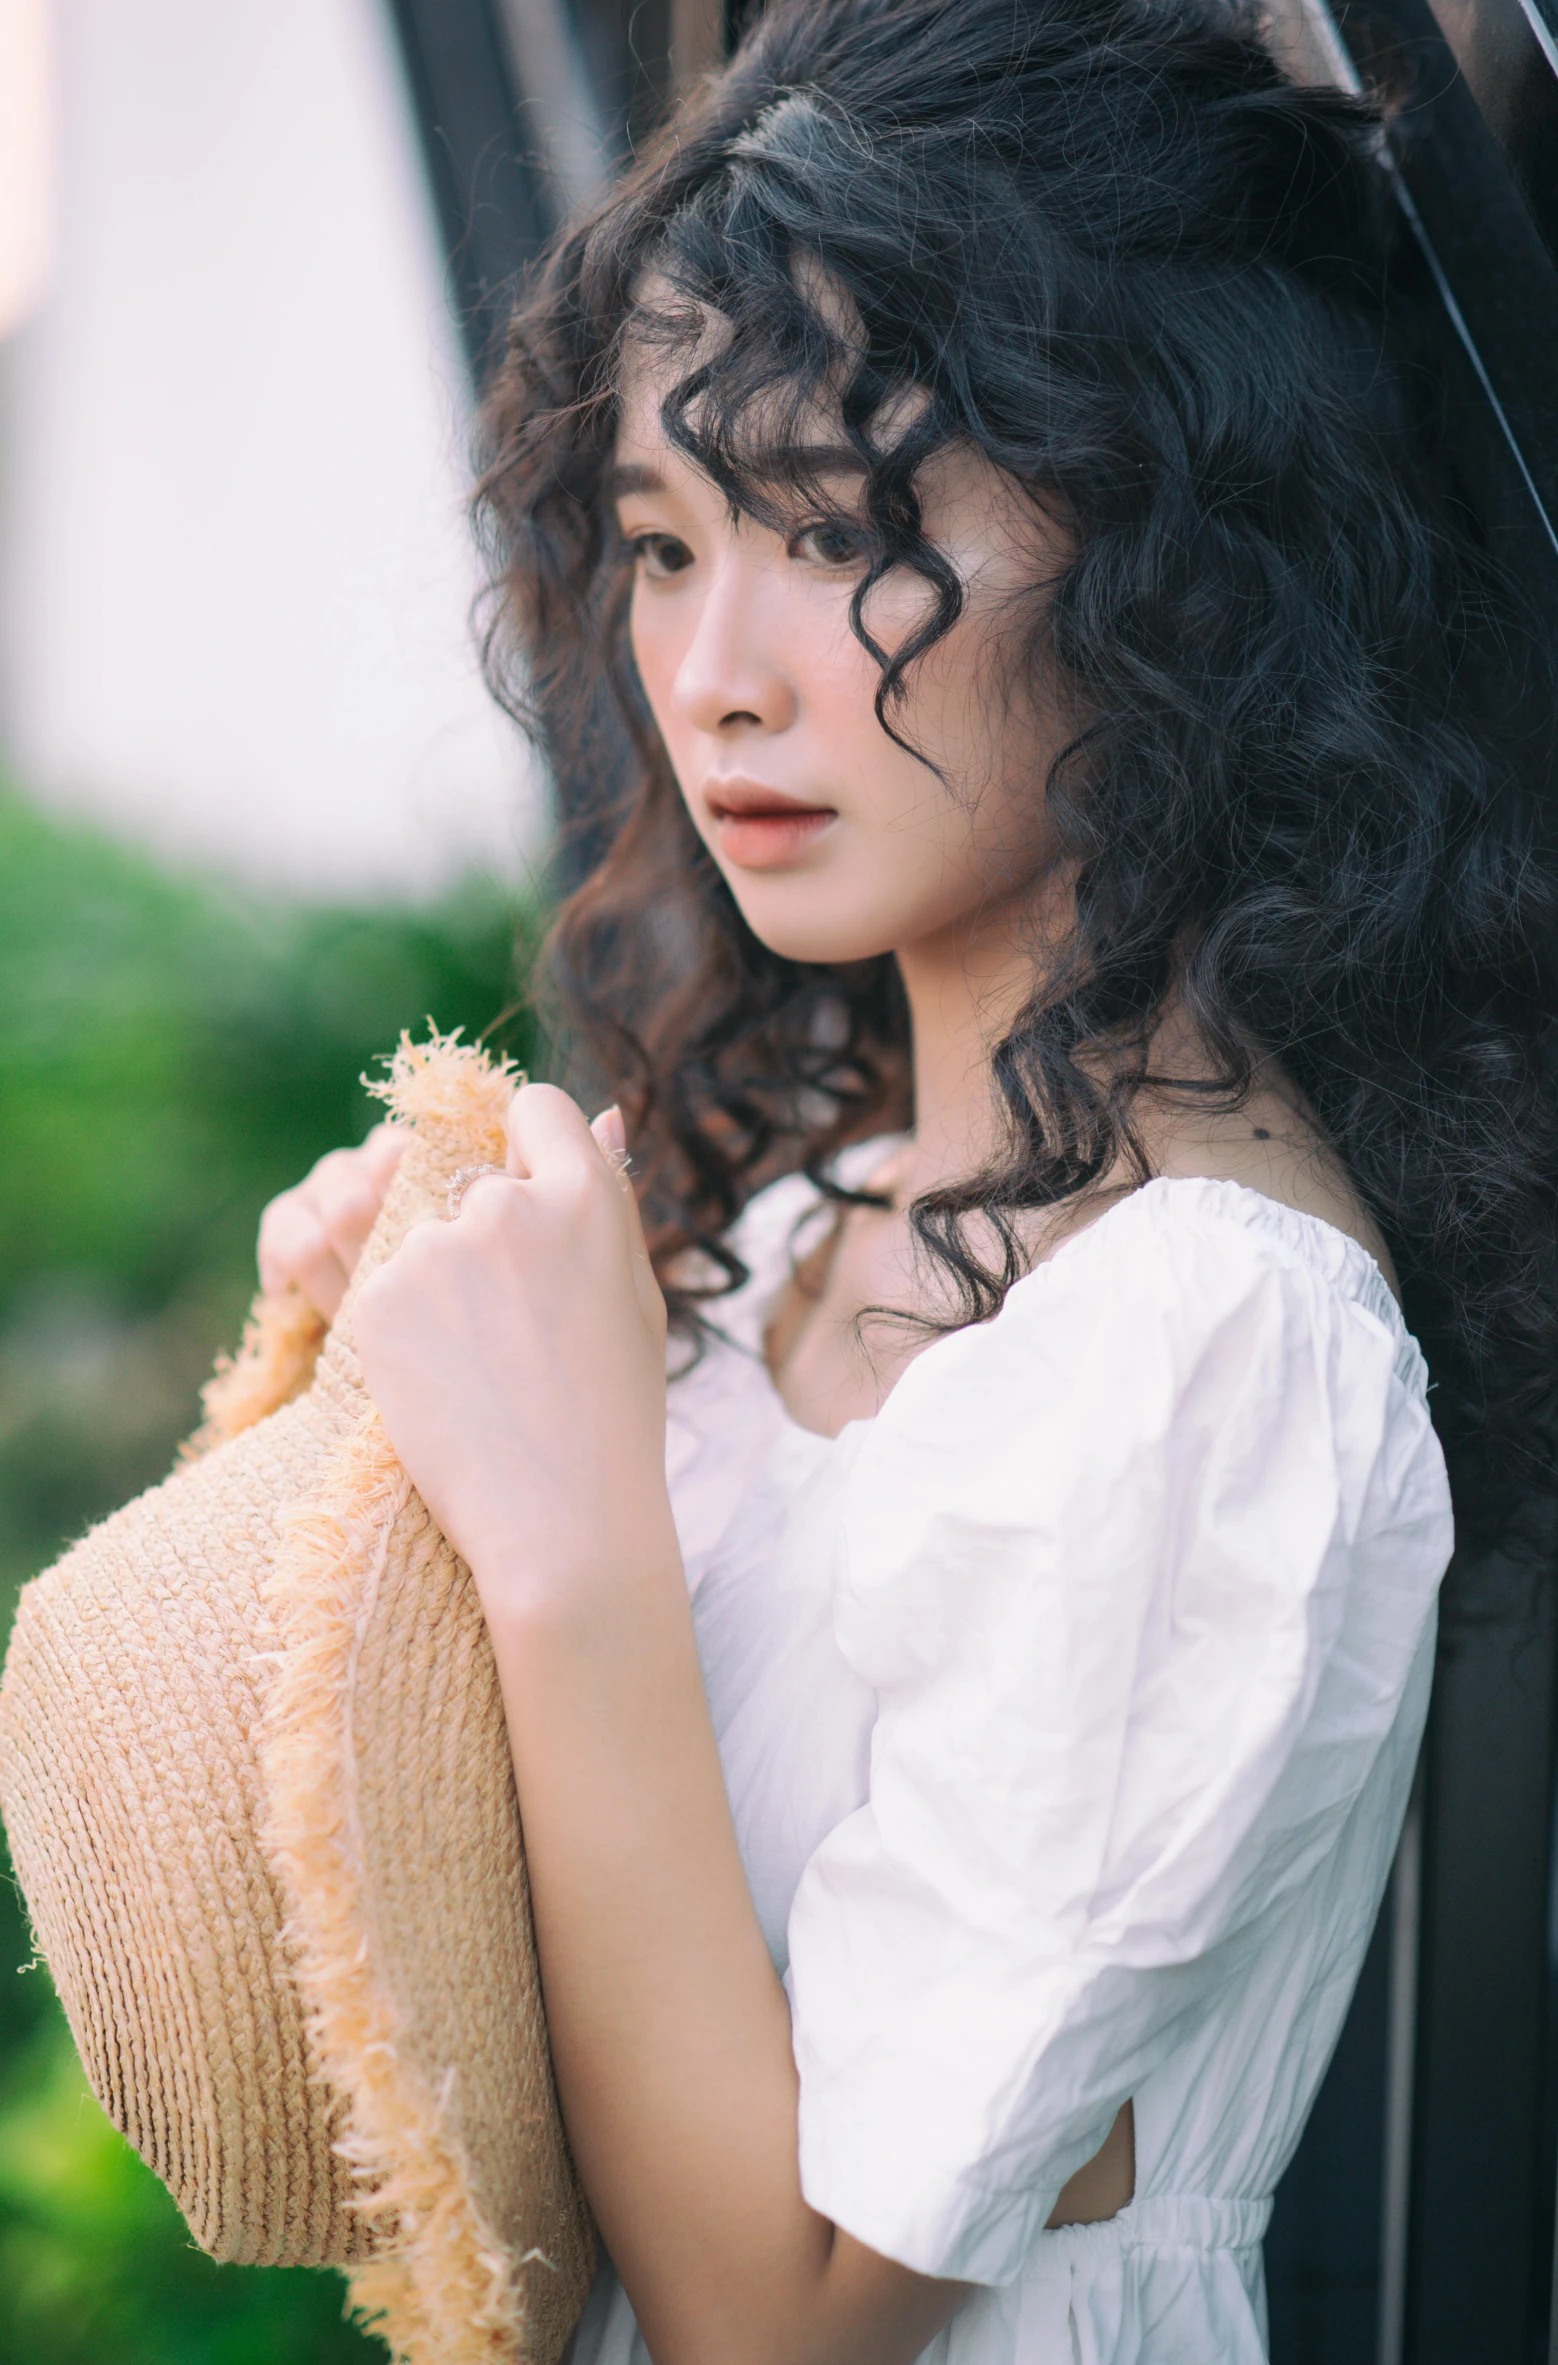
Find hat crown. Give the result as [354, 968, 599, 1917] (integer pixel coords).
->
[0, 1033, 594, 2365]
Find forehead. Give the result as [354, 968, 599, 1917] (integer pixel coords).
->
[612, 349, 679, 462]
[610, 260, 889, 481]
[613, 279, 726, 449]
[610, 305, 924, 496]
[609, 343, 869, 521]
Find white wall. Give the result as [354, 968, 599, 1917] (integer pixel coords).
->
[0, 0, 545, 899]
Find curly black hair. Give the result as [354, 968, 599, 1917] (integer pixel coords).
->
[475, 0, 1558, 1556]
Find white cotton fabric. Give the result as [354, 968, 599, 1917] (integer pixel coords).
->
[565, 1164, 1453, 2365]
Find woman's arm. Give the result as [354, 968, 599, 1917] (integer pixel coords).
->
[353, 1085, 967, 2365]
[487, 1516, 966, 2365]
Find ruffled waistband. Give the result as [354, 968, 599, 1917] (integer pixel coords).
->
[1022, 2191, 1272, 2277]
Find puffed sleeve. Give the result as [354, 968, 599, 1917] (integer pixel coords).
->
[785, 1183, 1452, 2285]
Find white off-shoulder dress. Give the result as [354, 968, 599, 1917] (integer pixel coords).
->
[565, 1159, 1454, 2365]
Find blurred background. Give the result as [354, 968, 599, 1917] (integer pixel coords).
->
[2, 0, 1557, 2360]
[0, 2, 568, 2356]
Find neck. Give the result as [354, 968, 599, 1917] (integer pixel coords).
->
[892, 872, 1074, 1199]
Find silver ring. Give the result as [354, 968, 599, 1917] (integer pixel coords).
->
[445, 1163, 507, 1218]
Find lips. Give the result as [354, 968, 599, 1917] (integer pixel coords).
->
[704, 780, 837, 871]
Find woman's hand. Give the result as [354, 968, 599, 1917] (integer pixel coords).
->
[257, 1123, 407, 1319]
[353, 1082, 962, 2365]
[351, 1085, 671, 1602]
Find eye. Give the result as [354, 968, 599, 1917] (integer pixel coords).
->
[629, 531, 695, 580]
[791, 520, 868, 570]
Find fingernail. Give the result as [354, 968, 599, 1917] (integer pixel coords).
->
[591, 1105, 627, 1158]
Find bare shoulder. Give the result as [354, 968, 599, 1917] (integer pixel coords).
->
[1143, 1070, 1401, 1302]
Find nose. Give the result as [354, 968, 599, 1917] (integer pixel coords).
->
[670, 547, 797, 740]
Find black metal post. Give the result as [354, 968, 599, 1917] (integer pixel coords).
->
[381, 0, 558, 383]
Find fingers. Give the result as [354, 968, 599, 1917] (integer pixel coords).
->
[504, 1081, 599, 1181]
[500, 1086, 664, 1340]
[591, 1104, 628, 1165]
[258, 1195, 352, 1317]
[362, 1122, 409, 1184]
[503, 1083, 639, 1206]
[256, 1130, 407, 1318]
[591, 1107, 665, 1341]
[315, 1146, 397, 1264]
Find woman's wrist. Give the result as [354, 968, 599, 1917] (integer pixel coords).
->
[466, 1487, 685, 1636]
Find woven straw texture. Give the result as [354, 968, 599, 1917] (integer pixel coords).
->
[0, 1033, 595, 2364]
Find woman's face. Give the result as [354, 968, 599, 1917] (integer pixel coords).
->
[613, 365, 1072, 967]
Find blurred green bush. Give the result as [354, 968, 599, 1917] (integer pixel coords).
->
[0, 786, 540, 2360]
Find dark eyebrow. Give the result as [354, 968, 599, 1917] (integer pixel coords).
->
[606, 448, 871, 504]
[606, 462, 664, 499]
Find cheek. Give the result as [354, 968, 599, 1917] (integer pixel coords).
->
[627, 589, 683, 747]
[913, 604, 1052, 835]
[802, 626, 889, 752]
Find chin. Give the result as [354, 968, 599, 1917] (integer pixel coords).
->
[725, 873, 903, 968]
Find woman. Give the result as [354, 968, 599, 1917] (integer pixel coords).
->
[259, 1, 1557, 2357]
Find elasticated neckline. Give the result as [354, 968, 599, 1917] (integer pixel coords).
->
[716, 1153, 1427, 1432]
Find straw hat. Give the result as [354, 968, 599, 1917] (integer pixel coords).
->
[0, 1033, 595, 2365]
